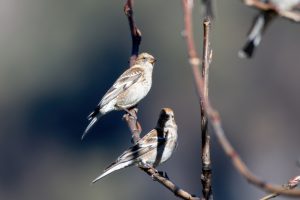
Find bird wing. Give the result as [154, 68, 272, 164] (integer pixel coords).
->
[99, 66, 144, 107]
[97, 129, 166, 182]
[107, 129, 166, 167]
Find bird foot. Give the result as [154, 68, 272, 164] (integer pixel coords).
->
[120, 107, 138, 120]
[158, 171, 169, 179]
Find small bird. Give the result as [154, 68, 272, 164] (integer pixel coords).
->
[82, 53, 156, 139]
[92, 108, 178, 183]
[239, 0, 300, 58]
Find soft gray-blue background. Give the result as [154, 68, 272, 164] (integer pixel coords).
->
[0, 0, 299, 200]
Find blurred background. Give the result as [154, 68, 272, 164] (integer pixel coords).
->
[0, 0, 299, 199]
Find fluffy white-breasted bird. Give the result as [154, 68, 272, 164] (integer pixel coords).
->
[82, 53, 156, 139]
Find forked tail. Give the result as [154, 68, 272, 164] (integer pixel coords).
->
[81, 107, 101, 140]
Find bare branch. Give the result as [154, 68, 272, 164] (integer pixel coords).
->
[182, 0, 300, 198]
[122, 108, 142, 143]
[182, 1, 213, 200]
[260, 176, 300, 200]
[124, 0, 142, 67]
[200, 18, 212, 200]
[140, 167, 201, 200]
[122, 1, 201, 199]
[123, 0, 142, 143]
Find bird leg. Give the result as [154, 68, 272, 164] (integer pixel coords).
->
[118, 105, 138, 120]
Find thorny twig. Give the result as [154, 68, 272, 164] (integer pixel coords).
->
[123, 1, 201, 199]
[182, 0, 300, 198]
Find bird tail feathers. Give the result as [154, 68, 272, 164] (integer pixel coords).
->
[92, 161, 132, 183]
[239, 11, 274, 58]
[81, 107, 102, 140]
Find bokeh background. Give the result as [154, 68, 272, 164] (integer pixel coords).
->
[0, 0, 300, 199]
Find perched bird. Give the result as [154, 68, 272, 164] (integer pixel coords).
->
[239, 0, 300, 58]
[82, 52, 156, 139]
[92, 108, 178, 183]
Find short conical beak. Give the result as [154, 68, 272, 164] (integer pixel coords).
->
[150, 58, 156, 64]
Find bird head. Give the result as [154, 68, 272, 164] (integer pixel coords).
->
[156, 108, 177, 129]
[136, 52, 156, 65]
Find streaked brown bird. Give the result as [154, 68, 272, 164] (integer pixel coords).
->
[92, 108, 178, 183]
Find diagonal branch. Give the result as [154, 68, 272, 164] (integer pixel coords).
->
[182, 0, 300, 198]
[123, 1, 201, 199]
[141, 167, 201, 200]
[260, 176, 300, 200]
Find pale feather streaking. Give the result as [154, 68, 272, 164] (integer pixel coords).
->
[82, 53, 156, 139]
[92, 108, 178, 183]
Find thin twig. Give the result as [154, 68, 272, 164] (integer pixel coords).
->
[182, 1, 213, 199]
[123, 0, 142, 143]
[182, 2, 213, 199]
[123, 1, 200, 199]
[200, 18, 212, 200]
[124, 0, 142, 67]
[123, 108, 142, 144]
[182, 0, 300, 197]
[260, 176, 300, 200]
[141, 167, 201, 200]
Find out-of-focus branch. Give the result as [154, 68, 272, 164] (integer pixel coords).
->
[123, 1, 201, 199]
[260, 176, 300, 200]
[182, 1, 213, 199]
[182, 0, 300, 198]
[244, 0, 300, 22]
[123, 0, 142, 143]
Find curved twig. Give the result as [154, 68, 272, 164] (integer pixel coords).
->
[260, 176, 300, 200]
[182, 0, 300, 197]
